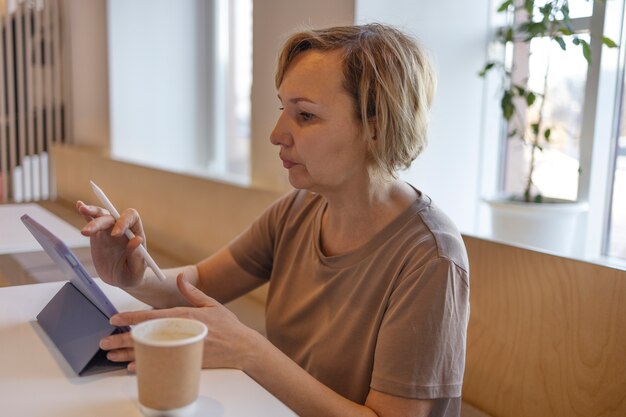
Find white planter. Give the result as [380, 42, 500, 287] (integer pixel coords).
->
[485, 197, 589, 255]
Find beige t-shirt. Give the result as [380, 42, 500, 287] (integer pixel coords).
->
[229, 189, 469, 414]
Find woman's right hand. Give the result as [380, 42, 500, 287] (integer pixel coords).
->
[76, 200, 148, 288]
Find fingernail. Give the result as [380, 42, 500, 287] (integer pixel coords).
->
[107, 351, 117, 361]
[110, 315, 121, 326]
[100, 338, 111, 349]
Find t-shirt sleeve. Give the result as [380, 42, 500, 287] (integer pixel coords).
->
[228, 191, 298, 280]
[371, 257, 470, 399]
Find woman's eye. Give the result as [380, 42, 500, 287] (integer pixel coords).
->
[299, 112, 315, 121]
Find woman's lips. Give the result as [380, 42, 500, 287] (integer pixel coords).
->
[281, 158, 297, 169]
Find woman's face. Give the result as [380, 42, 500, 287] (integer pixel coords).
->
[270, 49, 370, 193]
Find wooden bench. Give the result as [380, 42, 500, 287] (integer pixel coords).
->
[462, 236, 626, 417]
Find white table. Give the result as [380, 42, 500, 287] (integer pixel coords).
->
[0, 203, 89, 254]
[0, 280, 296, 417]
[0, 203, 96, 286]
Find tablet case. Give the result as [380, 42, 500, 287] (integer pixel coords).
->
[21, 214, 128, 376]
[36, 282, 127, 375]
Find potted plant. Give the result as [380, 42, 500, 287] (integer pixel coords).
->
[478, 0, 617, 254]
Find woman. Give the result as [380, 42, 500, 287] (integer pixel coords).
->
[78, 23, 469, 417]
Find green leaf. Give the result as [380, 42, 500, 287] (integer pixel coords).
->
[531, 123, 540, 136]
[514, 84, 526, 96]
[555, 36, 566, 51]
[572, 37, 580, 45]
[602, 36, 619, 48]
[501, 90, 514, 120]
[507, 128, 518, 138]
[521, 22, 548, 42]
[478, 62, 496, 77]
[561, 2, 570, 19]
[497, 0, 513, 13]
[504, 27, 514, 43]
[581, 39, 591, 64]
[539, 3, 552, 20]
[524, 0, 534, 14]
[534, 194, 544, 204]
[558, 27, 573, 36]
[544, 128, 551, 142]
[527, 22, 547, 38]
[526, 91, 536, 106]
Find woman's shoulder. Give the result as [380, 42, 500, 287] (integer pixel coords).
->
[407, 193, 469, 274]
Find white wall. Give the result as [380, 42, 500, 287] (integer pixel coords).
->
[356, 0, 495, 234]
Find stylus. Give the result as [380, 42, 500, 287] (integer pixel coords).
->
[89, 180, 167, 282]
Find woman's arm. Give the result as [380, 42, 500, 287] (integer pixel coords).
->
[244, 327, 435, 417]
[106, 276, 434, 417]
[125, 247, 267, 308]
[77, 200, 266, 308]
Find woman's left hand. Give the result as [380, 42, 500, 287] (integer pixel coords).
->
[100, 273, 255, 372]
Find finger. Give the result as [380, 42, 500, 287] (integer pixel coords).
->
[77, 200, 110, 229]
[125, 235, 145, 259]
[127, 361, 137, 373]
[123, 238, 148, 279]
[110, 308, 175, 327]
[81, 215, 116, 236]
[100, 331, 133, 350]
[76, 201, 95, 222]
[77, 201, 110, 219]
[112, 208, 144, 239]
[125, 236, 144, 254]
[107, 348, 135, 363]
[176, 273, 216, 308]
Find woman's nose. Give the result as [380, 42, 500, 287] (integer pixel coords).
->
[269, 112, 292, 146]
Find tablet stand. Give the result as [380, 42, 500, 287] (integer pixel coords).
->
[37, 282, 127, 376]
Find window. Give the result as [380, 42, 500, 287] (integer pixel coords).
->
[494, 0, 626, 261]
[503, 1, 594, 201]
[107, 0, 252, 184]
[504, 34, 589, 200]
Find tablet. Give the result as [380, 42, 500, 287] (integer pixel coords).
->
[21, 214, 118, 318]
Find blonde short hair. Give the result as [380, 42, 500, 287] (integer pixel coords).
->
[275, 23, 436, 178]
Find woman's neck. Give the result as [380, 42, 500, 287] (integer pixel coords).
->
[318, 179, 417, 256]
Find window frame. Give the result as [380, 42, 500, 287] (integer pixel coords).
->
[579, 0, 625, 261]
[603, 4, 626, 260]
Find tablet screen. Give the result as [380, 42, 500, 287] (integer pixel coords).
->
[21, 214, 119, 318]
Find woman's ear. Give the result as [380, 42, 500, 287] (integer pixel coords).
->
[368, 118, 377, 140]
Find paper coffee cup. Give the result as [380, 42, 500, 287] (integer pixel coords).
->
[131, 318, 207, 417]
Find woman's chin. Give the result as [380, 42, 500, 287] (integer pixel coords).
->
[287, 179, 309, 190]
[286, 170, 312, 189]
